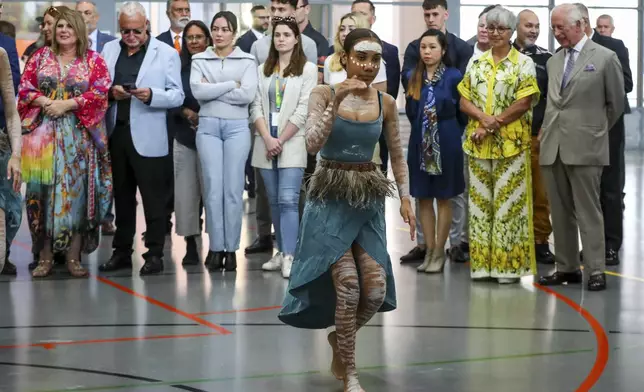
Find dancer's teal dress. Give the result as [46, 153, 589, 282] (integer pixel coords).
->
[279, 89, 407, 329]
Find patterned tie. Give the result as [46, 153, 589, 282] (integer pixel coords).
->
[561, 48, 576, 90]
[173, 35, 181, 52]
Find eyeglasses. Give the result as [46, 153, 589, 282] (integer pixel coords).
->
[186, 34, 206, 42]
[120, 28, 144, 35]
[486, 26, 511, 33]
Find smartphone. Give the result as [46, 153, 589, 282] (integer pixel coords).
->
[122, 82, 136, 91]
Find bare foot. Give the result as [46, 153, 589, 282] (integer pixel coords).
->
[327, 331, 345, 380]
[343, 376, 365, 392]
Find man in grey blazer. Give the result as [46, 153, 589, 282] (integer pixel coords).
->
[538, 3, 624, 291]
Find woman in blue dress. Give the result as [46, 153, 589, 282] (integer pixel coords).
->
[405, 29, 466, 274]
[279, 29, 415, 392]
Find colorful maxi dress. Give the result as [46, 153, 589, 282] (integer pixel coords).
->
[457, 47, 540, 279]
[279, 87, 409, 328]
[18, 47, 112, 254]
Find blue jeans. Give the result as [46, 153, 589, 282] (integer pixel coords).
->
[197, 117, 251, 252]
[259, 167, 304, 256]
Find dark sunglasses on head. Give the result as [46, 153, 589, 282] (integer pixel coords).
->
[121, 28, 144, 35]
[45, 6, 61, 18]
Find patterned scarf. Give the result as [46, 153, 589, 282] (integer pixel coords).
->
[420, 63, 445, 175]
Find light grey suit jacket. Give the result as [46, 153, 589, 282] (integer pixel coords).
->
[101, 37, 184, 157]
[540, 39, 624, 166]
[250, 34, 318, 65]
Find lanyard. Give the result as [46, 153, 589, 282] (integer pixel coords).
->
[275, 75, 287, 111]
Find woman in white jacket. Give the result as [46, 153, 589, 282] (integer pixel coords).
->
[250, 17, 317, 279]
[191, 11, 258, 272]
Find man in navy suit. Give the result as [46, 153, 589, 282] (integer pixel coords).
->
[76, 1, 117, 53]
[237, 5, 270, 54]
[350, 0, 400, 174]
[156, 0, 191, 236]
[0, 32, 20, 276]
[576, 3, 632, 266]
[400, 0, 473, 265]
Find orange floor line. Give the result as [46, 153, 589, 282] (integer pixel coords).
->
[193, 305, 282, 316]
[533, 283, 609, 392]
[0, 332, 220, 350]
[94, 276, 232, 335]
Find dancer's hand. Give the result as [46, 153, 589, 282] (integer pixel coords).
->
[400, 197, 416, 241]
[334, 76, 368, 106]
[7, 154, 20, 193]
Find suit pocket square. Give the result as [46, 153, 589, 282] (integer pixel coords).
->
[584, 64, 596, 71]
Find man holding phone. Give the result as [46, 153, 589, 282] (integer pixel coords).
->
[99, 2, 184, 275]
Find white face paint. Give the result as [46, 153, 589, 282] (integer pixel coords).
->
[353, 40, 382, 54]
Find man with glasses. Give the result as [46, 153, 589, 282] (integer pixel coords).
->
[237, 5, 270, 54]
[99, 1, 184, 276]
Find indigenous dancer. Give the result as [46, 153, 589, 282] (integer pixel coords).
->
[279, 29, 415, 392]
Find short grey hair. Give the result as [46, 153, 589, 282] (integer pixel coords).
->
[166, 0, 188, 11]
[597, 14, 614, 25]
[486, 6, 517, 33]
[120, 1, 147, 18]
[553, 4, 585, 26]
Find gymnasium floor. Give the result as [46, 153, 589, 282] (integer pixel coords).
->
[2, 125, 644, 391]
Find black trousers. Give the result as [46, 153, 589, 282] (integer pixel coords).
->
[601, 115, 625, 251]
[110, 124, 167, 259]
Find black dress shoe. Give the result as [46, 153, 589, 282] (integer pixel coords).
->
[538, 270, 583, 286]
[244, 236, 273, 254]
[99, 253, 133, 272]
[400, 246, 426, 263]
[588, 273, 606, 291]
[182, 236, 199, 265]
[140, 256, 164, 275]
[206, 251, 225, 271]
[1, 261, 16, 276]
[535, 243, 555, 264]
[224, 252, 237, 271]
[605, 249, 619, 266]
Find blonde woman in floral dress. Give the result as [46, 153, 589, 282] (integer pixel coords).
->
[457, 6, 539, 283]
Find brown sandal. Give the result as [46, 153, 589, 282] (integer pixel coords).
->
[67, 259, 89, 278]
[32, 260, 54, 278]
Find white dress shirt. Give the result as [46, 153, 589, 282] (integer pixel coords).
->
[89, 29, 98, 52]
[563, 33, 588, 73]
[251, 28, 264, 40]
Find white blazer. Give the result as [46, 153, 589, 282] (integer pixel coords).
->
[250, 61, 317, 169]
[101, 37, 184, 157]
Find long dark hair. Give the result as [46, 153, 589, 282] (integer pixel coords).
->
[210, 11, 238, 34]
[407, 29, 450, 100]
[180, 20, 212, 68]
[263, 17, 306, 78]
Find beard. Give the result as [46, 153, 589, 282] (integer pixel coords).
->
[174, 17, 190, 29]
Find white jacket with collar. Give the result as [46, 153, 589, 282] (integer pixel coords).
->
[250, 61, 317, 169]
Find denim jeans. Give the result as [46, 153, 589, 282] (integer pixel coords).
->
[197, 117, 251, 252]
[259, 167, 304, 256]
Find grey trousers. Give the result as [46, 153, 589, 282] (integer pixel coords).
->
[173, 141, 203, 237]
[541, 157, 605, 274]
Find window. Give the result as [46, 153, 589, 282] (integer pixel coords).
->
[460, 6, 550, 50]
[554, 0, 637, 7]
[585, 8, 639, 106]
[462, 0, 549, 6]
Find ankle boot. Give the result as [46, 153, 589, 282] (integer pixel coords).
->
[224, 252, 237, 271]
[425, 248, 446, 273]
[417, 248, 434, 271]
[205, 251, 224, 271]
[182, 236, 199, 265]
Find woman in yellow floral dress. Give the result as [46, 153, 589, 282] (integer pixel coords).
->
[457, 6, 539, 283]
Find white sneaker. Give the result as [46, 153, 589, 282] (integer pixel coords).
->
[282, 255, 293, 279]
[262, 252, 283, 271]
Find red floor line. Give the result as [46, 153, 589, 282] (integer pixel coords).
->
[533, 283, 609, 392]
[194, 305, 282, 316]
[0, 332, 220, 350]
[94, 276, 232, 335]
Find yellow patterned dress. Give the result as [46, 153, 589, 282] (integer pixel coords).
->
[457, 47, 539, 280]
